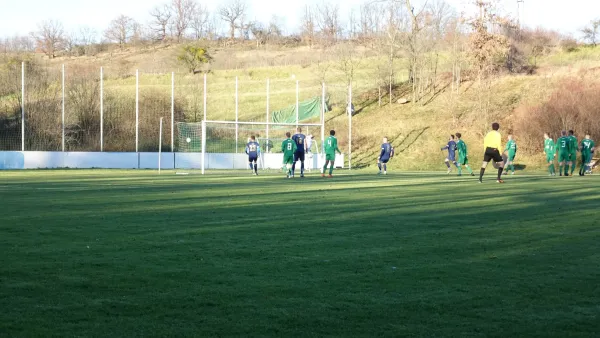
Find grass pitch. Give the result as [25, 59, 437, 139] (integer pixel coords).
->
[1, 170, 599, 337]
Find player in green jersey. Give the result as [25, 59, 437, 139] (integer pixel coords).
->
[568, 130, 578, 176]
[455, 133, 474, 176]
[281, 132, 297, 178]
[544, 133, 556, 176]
[579, 133, 595, 176]
[322, 130, 342, 177]
[556, 130, 572, 176]
[503, 133, 517, 175]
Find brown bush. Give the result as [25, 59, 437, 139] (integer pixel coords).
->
[515, 78, 600, 153]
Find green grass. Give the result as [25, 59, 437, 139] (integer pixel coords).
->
[1, 170, 600, 337]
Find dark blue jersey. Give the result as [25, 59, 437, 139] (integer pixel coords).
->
[245, 141, 260, 156]
[292, 133, 306, 153]
[442, 140, 457, 155]
[380, 143, 393, 160]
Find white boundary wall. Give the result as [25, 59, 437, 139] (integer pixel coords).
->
[0, 152, 344, 170]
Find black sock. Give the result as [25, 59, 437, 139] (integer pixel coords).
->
[254, 164, 257, 172]
[378, 163, 382, 171]
[301, 162, 304, 174]
[292, 162, 296, 173]
[479, 168, 485, 180]
[497, 167, 503, 180]
[383, 164, 387, 171]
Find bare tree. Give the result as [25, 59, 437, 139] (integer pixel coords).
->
[581, 19, 600, 46]
[219, 0, 246, 40]
[190, 4, 209, 39]
[300, 5, 316, 48]
[358, 2, 380, 44]
[104, 15, 136, 48]
[171, 0, 197, 41]
[32, 20, 65, 58]
[316, 1, 340, 44]
[149, 4, 172, 41]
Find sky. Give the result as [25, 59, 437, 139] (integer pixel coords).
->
[0, 0, 597, 39]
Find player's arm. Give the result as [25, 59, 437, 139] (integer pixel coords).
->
[441, 143, 449, 151]
[245, 145, 249, 154]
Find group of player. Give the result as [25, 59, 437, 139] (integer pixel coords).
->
[245, 123, 596, 180]
[544, 130, 596, 176]
[245, 127, 342, 178]
[440, 130, 518, 179]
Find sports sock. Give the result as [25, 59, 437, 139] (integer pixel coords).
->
[445, 161, 451, 169]
[551, 164, 555, 174]
[565, 164, 570, 175]
[570, 163, 576, 175]
[292, 162, 296, 174]
[378, 163, 382, 171]
[453, 161, 459, 168]
[479, 168, 485, 180]
[253, 164, 257, 173]
[466, 165, 474, 174]
[249, 163, 253, 170]
[548, 165, 553, 175]
[329, 164, 334, 175]
[458, 166, 462, 175]
[301, 162, 304, 174]
[383, 164, 387, 172]
[323, 163, 328, 173]
[510, 164, 515, 172]
[497, 167, 503, 180]
[559, 165, 563, 174]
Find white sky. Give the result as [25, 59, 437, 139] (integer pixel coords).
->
[0, 0, 596, 38]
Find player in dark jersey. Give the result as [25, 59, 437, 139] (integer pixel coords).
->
[441, 135, 459, 174]
[291, 127, 307, 178]
[245, 135, 260, 176]
[377, 137, 394, 175]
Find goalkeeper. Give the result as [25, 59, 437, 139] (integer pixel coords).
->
[245, 136, 260, 175]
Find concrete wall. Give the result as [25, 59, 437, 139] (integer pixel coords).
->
[0, 152, 345, 170]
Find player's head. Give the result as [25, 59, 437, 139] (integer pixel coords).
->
[286, 132, 291, 138]
[330, 130, 336, 136]
[585, 132, 591, 139]
[250, 135, 256, 141]
[508, 134, 513, 140]
[450, 135, 455, 140]
[544, 132, 549, 139]
[297, 127, 302, 133]
[455, 132, 462, 139]
[492, 122, 500, 131]
[383, 136, 388, 143]
[561, 130, 567, 136]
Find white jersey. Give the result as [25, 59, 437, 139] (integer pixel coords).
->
[306, 137, 313, 152]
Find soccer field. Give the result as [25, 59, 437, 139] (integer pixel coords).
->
[1, 170, 599, 337]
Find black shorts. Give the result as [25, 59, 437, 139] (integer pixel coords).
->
[248, 155, 258, 163]
[483, 147, 503, 163]
[379, 158, 389, 164]
[294, 151, 305, 162]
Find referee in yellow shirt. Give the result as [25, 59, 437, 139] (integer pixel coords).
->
[479, 122, 505, 183]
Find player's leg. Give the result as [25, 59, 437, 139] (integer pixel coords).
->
[300, 152, 305, 177]
[479, 161, 488, 183]
[322, 159, 329, 177]
[253, 159, 258, 175]
[382, 159, 388, 174]
[377, 159, 382, 174]
[291, 153, 298, 177]
[444, 158, 451, 173]
[493, 151, 505, 182]
[329, 160, 335, 176]
[457, 160, 463, 176]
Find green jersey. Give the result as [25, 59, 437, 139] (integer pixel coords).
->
[544, 139, 555, 155]
[556, 136, 571, 154]
[568, 135, 578, 154]
[324, 136, 340, 154]
[505, 140, 517, 155]
[580, 139, 595, 157]
[456, 139, 468, 157]
[282, 138, 297, 157]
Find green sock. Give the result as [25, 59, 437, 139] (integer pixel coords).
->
[466, 165, 473, 174]
[565, 164, 569, 175]
[329, 165, 334, 175]
[548, 165, 552, 174]
[552, 164, 556, 174]
[510, 164, 515, 172]
[458, 166, 462, 175]
[559, 165, 563, 174]
[570, 163, 576, 175]
[323, 164, 327, 173]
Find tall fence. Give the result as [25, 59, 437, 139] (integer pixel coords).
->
[0, 62, 358, 166]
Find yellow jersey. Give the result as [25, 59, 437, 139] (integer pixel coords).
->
[484, 130, 502, 150]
